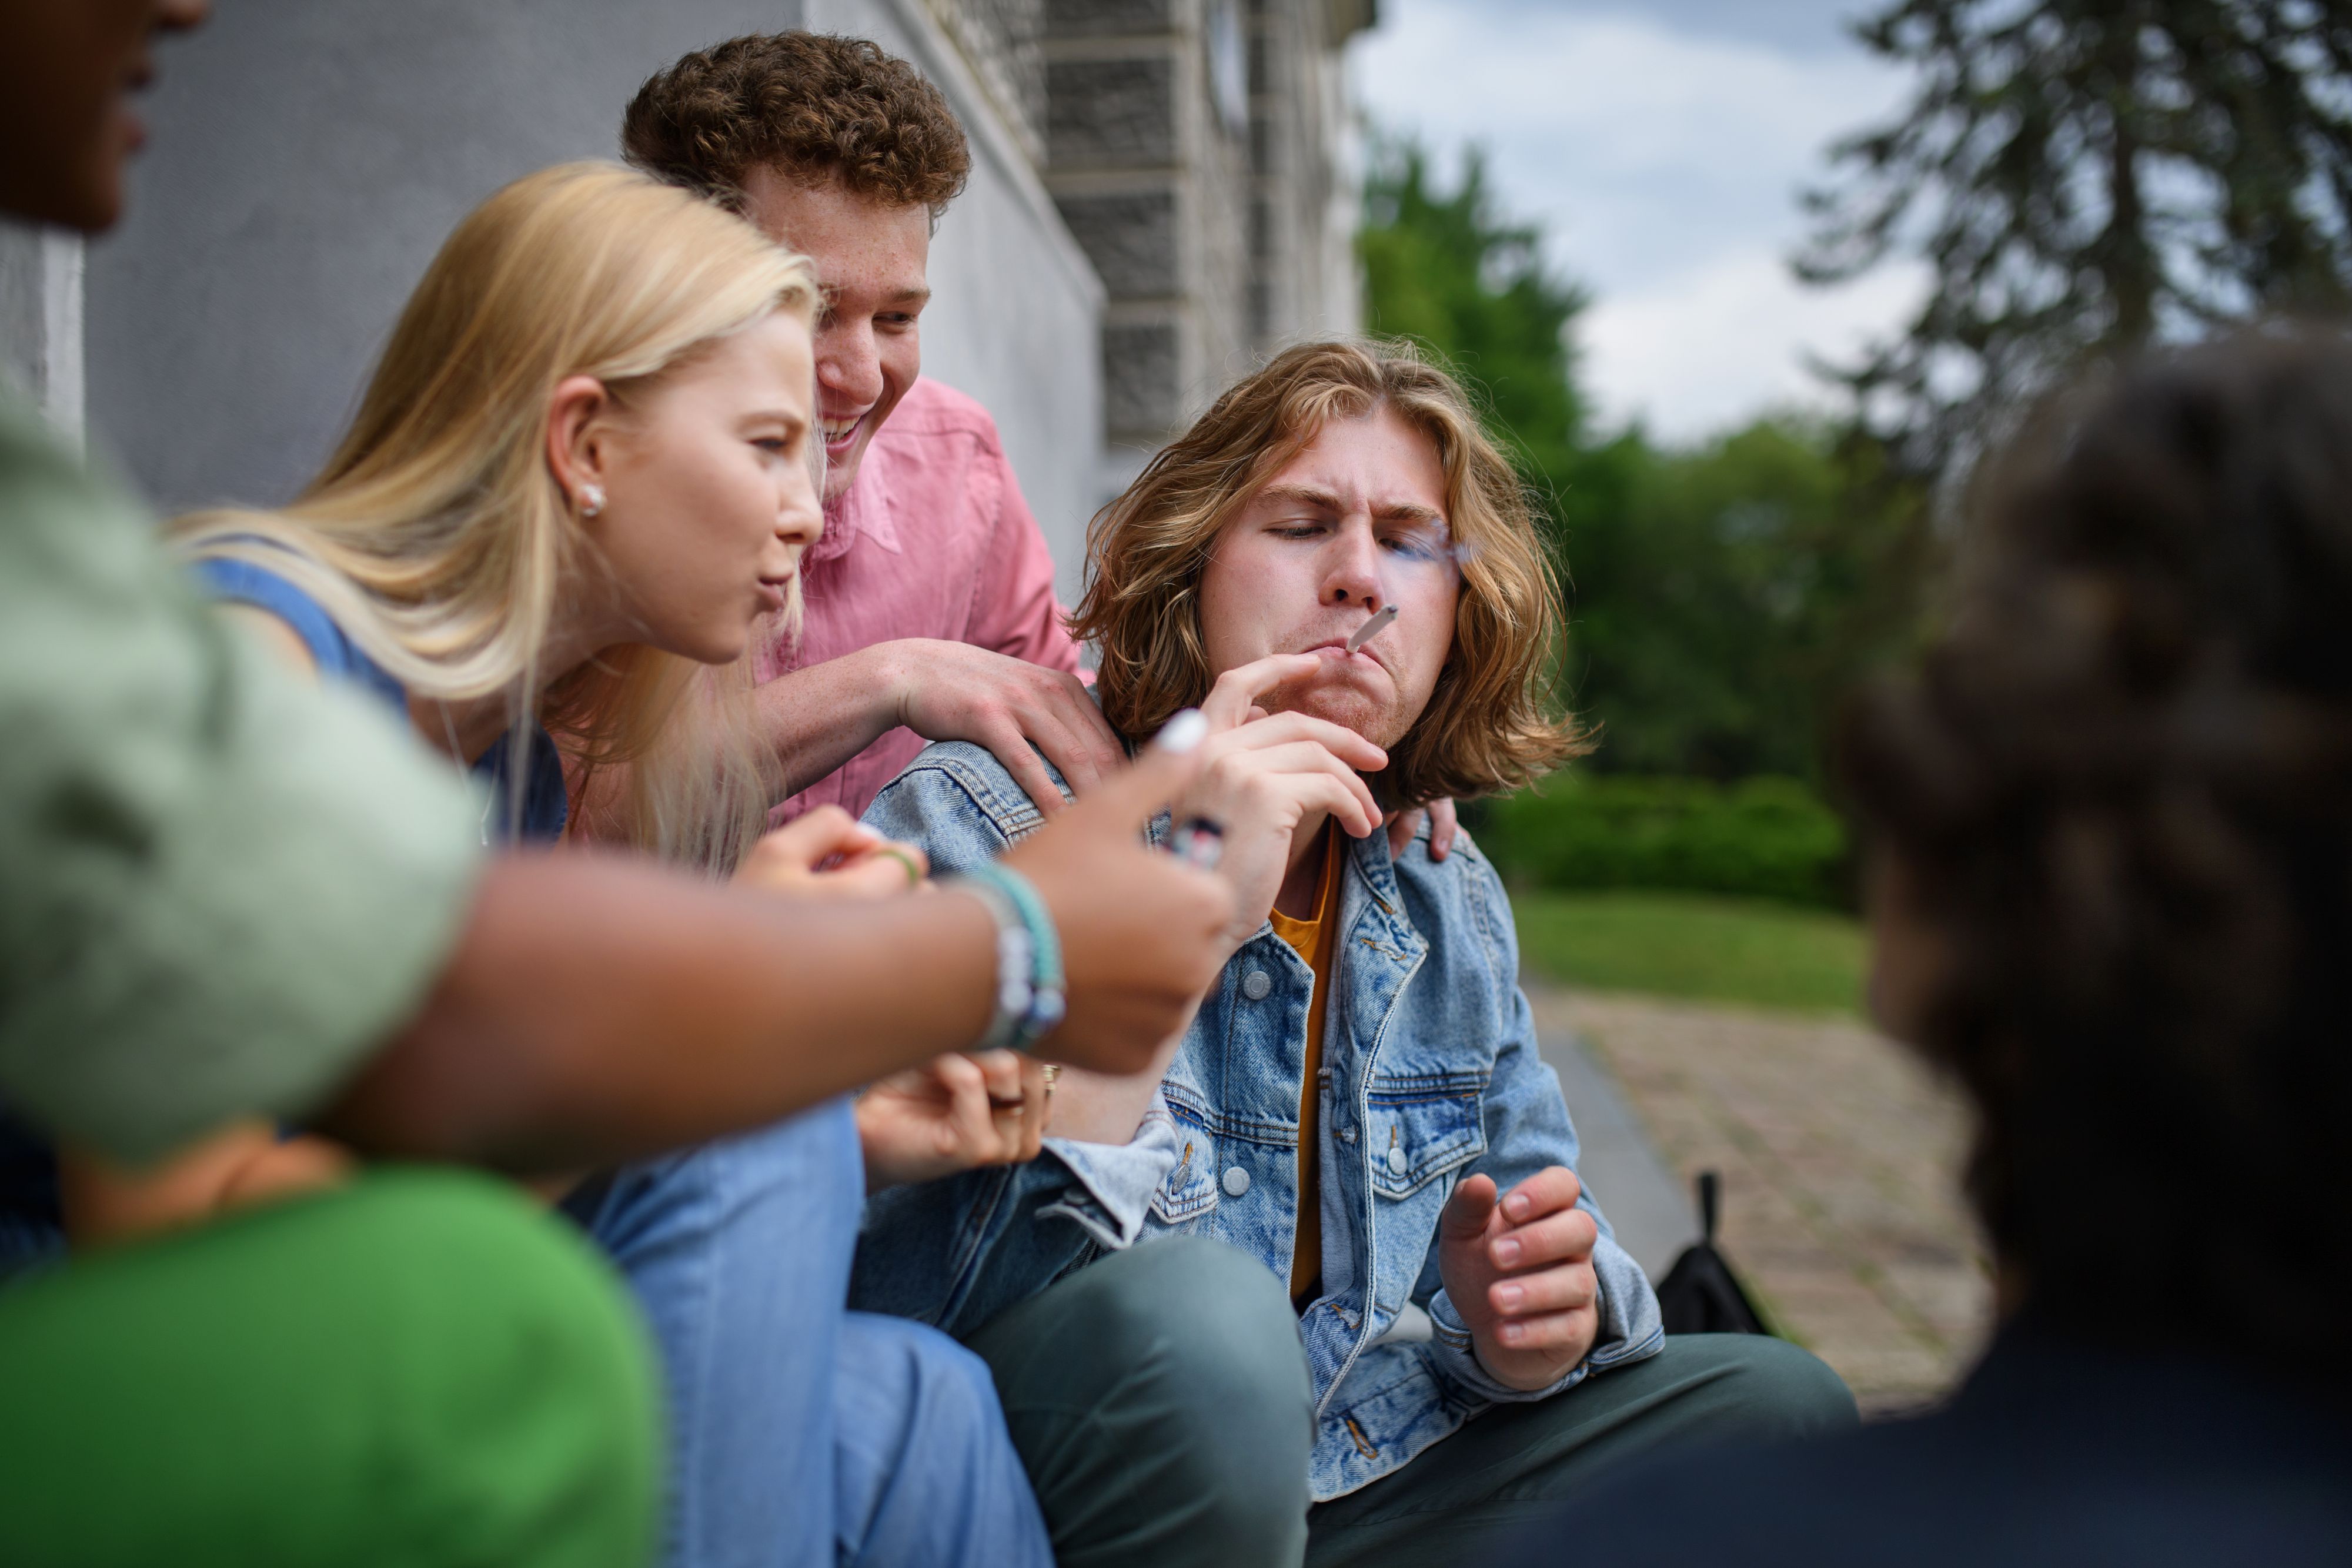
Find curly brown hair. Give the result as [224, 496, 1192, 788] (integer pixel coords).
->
[1838, 327, 2352, 1374]
[1072, 339, 1586, 810]
[621, 33, 970, 216]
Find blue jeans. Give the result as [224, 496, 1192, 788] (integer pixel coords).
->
[576, 1101, 1051, 1568]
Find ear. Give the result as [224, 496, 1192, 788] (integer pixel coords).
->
[544, 374, 614, 514]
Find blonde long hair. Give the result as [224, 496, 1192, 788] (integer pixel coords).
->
[171, 162, 820, 872]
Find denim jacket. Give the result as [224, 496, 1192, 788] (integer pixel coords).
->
[853, 741, 1665, 1500]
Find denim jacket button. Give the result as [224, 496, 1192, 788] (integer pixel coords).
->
[1222, 1166, 1251, 1196]
[1386, 1145, 1408, 1176]
[1241, 969, 1273, 1001]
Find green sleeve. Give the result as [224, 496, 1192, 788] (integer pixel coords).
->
[0, 395, 483, 1162]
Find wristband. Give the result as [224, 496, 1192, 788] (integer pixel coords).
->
[957, 862, 1066, 1054]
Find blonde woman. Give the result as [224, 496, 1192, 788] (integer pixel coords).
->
[90, 165, 1057, 1568]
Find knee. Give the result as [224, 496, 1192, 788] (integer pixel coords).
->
[847, 1312, 1006, 1440]
[1671, 1333, 1859, 1438]
[1072, 1236, 1309, 1417]
[1032, 1238, 1311, 1532]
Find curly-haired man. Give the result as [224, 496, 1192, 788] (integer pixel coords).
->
[857, 340, 1856, 1567]
[621, 34, 1123, 826]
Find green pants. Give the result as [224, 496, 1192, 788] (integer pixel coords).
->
[1304, 1333, 1857, 1567]
[970, 1237, 1854, 1568]
[0, 1169, 660, 1568]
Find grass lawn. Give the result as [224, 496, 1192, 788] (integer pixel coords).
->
[1511, 888, 1869, 1017]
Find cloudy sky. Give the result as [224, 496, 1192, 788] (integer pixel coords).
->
[1350, 0, 1929, 444]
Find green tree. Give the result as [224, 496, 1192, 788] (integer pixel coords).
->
[1802, 0, 2352, 477]
[1359, 142, 1582, 470]
[1359, 138, 1935, 784]
[1569, 420, 1933, 780]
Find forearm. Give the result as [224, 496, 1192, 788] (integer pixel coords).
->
[1043, 1020, 1191, 1144]
[755, 644, 906, 794]
[315, 852, 994, 1172]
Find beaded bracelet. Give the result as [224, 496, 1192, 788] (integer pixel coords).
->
[957, 862, 1066, 1054]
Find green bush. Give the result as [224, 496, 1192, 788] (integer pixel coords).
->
[1474, 774, 1850, 910]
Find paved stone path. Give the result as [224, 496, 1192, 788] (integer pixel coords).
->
[1530, 986, 1993, 1416]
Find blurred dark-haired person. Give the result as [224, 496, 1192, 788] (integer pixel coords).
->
[1516, 332, 2352, 1567]
[854, 340, 1857, 1568]
[620, 32, 1461, 861]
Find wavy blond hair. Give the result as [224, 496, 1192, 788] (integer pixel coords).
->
[171, 162, 819, 872]
[1073, 338, 1585, 808]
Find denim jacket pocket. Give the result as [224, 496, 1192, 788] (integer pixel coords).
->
[1365, 1080, 1488, 1201]
[1150, 1133, 1220, 1223]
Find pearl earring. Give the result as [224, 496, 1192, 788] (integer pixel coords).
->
[579, 483, 605, 519]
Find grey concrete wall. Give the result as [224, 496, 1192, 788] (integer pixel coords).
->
[0, 222, 83, 449]
[85, 0, 1104, 599]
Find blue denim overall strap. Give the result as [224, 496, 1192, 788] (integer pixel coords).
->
[192, 554, 569, 845]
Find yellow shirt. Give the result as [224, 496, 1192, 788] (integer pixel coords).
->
[1268, 824, 1343, 1309]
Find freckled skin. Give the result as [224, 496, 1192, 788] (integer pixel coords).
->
[1197, 407, 1462, 748]
[739, 169, 931, 503]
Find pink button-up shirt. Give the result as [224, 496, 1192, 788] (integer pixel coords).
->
[760, 377, 1082, 823]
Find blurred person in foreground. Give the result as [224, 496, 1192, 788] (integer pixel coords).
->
[0, 4, 1232, 1564]
[619, 32, 1461, 857]
[855, 340, 1857, 1568]
[1523, 331, 2352, 1566]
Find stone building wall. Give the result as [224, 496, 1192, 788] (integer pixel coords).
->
[917, 0, 1047, 164]
[1044, 0, 1373, 479]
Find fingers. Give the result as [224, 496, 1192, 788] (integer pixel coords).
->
[819, 842, 927, 900]
[1489, 1204, 1599, 1273]
[736, 805, 880, 887]
[917, 1051, 996, 1164]
[1207, 740, 1384, 838]
[1488, 1258, 1599, 1318]
[1209, 710, 1388, 773]
[968, 1050, 1045, 1164]
[1275, 770, 1385, 843]
[1023, 694, 1118, 800]
[1201, 654, 1324, 728]
[980, 721, 1073, 820]
[1015, 1054, 1047, 1159]
[1441, 1171, 1501, 1242]
[1067, 711, 1212, 835]
[1499, 1165, 1583, 1225]
[1489, 1306, 1595, 1353]
[1426, 797, 1460, 861]
[1007, 669, 1123, 794]
[1058, 677, 1128, 783]
[1385, 808, 1424, 858]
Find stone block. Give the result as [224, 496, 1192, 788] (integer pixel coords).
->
[1055, 189, 1180, 297]
[1103, 319, 1180, 436]
[1045, 0, 1175, 36]
[1048, 55, 1177, 168]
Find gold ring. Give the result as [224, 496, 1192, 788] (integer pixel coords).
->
[1040, 1063, 1061, 1099]
[877, 846, 923, 889]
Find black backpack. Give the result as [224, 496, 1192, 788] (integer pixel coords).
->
[1653, 1171, 1772, 1336]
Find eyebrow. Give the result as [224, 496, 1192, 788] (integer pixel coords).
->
[1254, 482, 1445, 527]
[821, 284, 931, 309]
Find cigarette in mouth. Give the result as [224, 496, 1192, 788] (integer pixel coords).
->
[1346, 606, 1399, 654]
